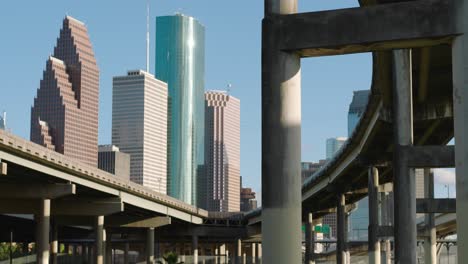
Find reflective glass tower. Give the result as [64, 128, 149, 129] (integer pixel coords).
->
[155, 14, 205, 205]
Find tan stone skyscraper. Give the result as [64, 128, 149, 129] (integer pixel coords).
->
[31, 16, 99, 166]
[203, 91, 241, 212]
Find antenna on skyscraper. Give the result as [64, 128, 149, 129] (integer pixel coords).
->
[227, 83, 232, 94]
[146, 0, 150, 73]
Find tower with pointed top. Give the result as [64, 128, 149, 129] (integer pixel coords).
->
[31, 16, 100, 166]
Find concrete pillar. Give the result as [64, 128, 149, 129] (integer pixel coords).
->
[105, 236, 112, 264]
[124, 242, 129, 264]
[88, 244, 93, 263]
[243, 252, 246, 264]
[423, 169, 437, 264]
[262, 0, 301, 264]
[368, 167, 381, 264]
[95, 216, 104, 264]
[192, 235, 198, 264]
[305, 213, 315, 264]
[337, 194, 346, 264]
[453, 3, 468, 264]
[392, 49, 416, 264]
[73, 244, 78, 256]
[146, 227, 155, 264]
[215, 246, 219, 264]
[236, 239, 242, 264]
[36, 199, 50, 264]
[257, 243, 262, 263]
[384, 240, 392, 264]
[251, 243, 256, 264]
[220, 244, 226, 264]
[50, 222, 58, 264]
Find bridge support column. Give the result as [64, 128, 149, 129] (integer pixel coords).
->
[50, 221, 58, 264]
[452, 1, 468, 263]
[368, 167, 381, 264]
[95, 216, 104, 264]
[262, 0, 301, 264]
[236, 239, 242, 264]
[423, 169, 437, 264]
[192, 235, 198, 264]
[337, 194, 347, 264]
[36, 199, 50, 264]
[105, 235, 112, 264]
[146, 227, 155, 264]
[392, 49, 416, 264]
[305, 213, 315, 264]
[257, 243, 262, 263]
[251, 243, 256, 264]
[123, 242, 129, 264]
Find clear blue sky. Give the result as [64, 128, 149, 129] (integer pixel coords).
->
[0, 1, 455, 202]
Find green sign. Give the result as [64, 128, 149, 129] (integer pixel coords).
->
[314, 224, 330, 234]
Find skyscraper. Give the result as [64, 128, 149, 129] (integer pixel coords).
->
[348, 90, 370, 136]
[155, 14, 205, 205]
[112, 70, 168, 194]
[326, 137, 347, 160]
[202, 91, 241, 212]
[30, 16, 99, 166]
[0, 112, 5, 130]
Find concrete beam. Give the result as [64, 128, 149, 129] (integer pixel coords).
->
[401, 145, 455, 168]
[0, 183, 75, 199]
[416, 198, 456, 213]
[109, 216, 171, 228]
[277, 0, 457, 57]
[53, 198, 124, 216]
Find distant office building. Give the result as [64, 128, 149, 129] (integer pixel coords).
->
[326, 137, 347, 160]
[98, 145, 130, 179]
[155, 14, 205, 205]
[0, 112, 5, 130]
[347, 90, 370, 136]
[30, 16, 99, 166]
[112, 70, 168, 194]
[301, 160, 327, 182]
[240, 187, 257, 212]
[202, 91, 240, 212]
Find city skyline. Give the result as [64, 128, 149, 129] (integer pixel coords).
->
[0, 1, 455, 203]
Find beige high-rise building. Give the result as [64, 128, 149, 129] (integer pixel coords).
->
[203, 91, 241, 212]
[112, 70, 168, 194]
[31, 16, 99, 166]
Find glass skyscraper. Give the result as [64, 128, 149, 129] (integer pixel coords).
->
[155, 14, 205, 205]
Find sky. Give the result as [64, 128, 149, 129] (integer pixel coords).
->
[0, 0, 455, 203]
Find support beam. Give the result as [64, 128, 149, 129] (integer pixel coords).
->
[337, 194, 347, 264]
[0, 183, 76, 199]
[305, 213, 315, 264]
[423, 169, 436, 264]
[107, 216, 171, 228]
[452, 1, 468, 263]
[368, 167, 380, 264]
[95, 216, 104, 264]
[393, 49, 416, 264]
[416, 198, 456, 213]
[53, 198, 124, 216]
[192, 235, 198, 264]
[146, 227, 155, 264]
[36, 199, 50, 264]
[262, 0, 301, 264]
[401, 145, 455, 168]
[278, 0, 456, 57]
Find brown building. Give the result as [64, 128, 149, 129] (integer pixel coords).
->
[31, 16, 99, 166]
[240, 187, 257, 212]
[202, 91, 241, 212]
[301, 160, 327, 183]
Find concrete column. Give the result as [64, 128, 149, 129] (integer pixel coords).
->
[423, 169, 437, 264]
[50, 222, 58, 264]
[392, 49, 416, 264]
[251, 243, 256, 264]
[146, 228, 155, 264]
[337, 194, 346, 264]
[384, 240, 392, 264]
[262, 0, 301, 264]
[73, 244, 78, 256]
[257, 243, 262, 263]
[305, 213, 315, 264]
[36, 199, 50, 264]
[88, 244, 93, 263]
[242, 252, 246, 264]
[95, 216, 104, 264]
[215, 246, 219, 264]
[236, 239, 242, 264]
[192, 235, 198, 264]
[368, 167, 381, 264]
[220, 244, 226, 264]
[124, 242, 129, 264]
[105, 236, 112, 264]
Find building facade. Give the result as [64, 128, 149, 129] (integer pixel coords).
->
[301, 160, 327, 183]
[155, 14, 205, 205]
[30, 16, 99, 166]
[240, 187, 257, 212]
[112, 70, 168, 194]
[326, 137, 347, 160]
[98, 145, 131, 180]
[0, 112, 5, 130]
[347, 90, 370, 136]
[202, 91, 241, 212]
